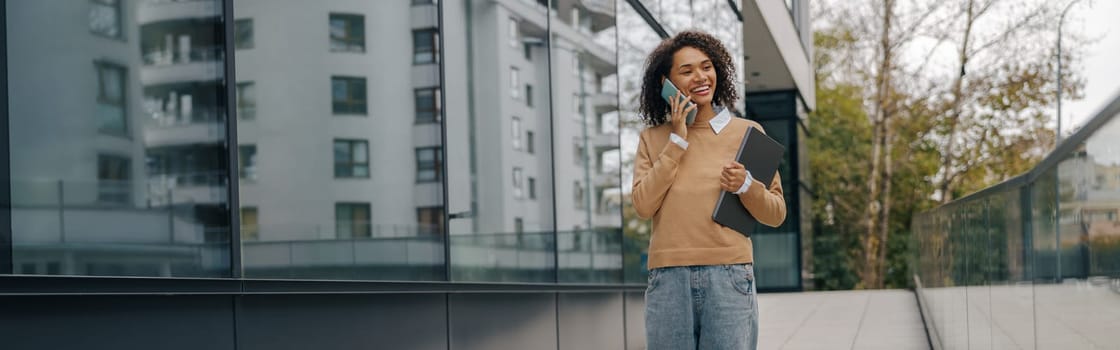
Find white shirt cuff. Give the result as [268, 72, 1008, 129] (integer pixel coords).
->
[734, 170, 754, 194]
[669, 133, 689, 150]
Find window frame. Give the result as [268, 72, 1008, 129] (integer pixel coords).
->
[508, 18, 519, 48]
[413, 28, 439, 65]
[331, 76, 368, 115]
[510, 67, 520, 99]
[526, 131, 535, 154]
[236, 81, 256, 120]
[335, 202, 372, 239]
[96, 153, 131, 205]
[94, 60, 128, 136]
[415, 146, 443, 183]
[513, 167, 524, 199]
[235, 18, 254, 50]
[329, 13, 366, 53]
[240, 207, 260, 241]
[238, 144, 257, 181]
[414, 87, 441, 124]
[89, 0, 124, 40]
[416, 206, 445, 236]
[333, 139, 370, 178]
[511, 117, 522, 150]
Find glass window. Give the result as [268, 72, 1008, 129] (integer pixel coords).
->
[526, 84, 533, 107]
[97, 154, 131, 204]
[89, 0, 122, 39]
[528, 177, 537, 200]
[573, 93, 581, 117]
[573, 138, 585, 166]
[237, 82, 256, 120]
[335, 203, 371, 238]
[332, 76, 367, 115]
[237, 1, 444, 281]
[510, 67, 520, 99]
[526, 131, 535, 154]
[415, 87, 441, 123]
[416, 207, 444, 235]
[238, 145, 257, 180]
[95, 61, 127, 135]
[512, 117, 522, 150]
[416, 147, 442, 182]
[235, 19, 253, 50]
[574, 181, 585, 209]
[9, 2, 232, 277]
[508, 18, 519, 48]
[240, 207, 259, 241]
[329, 14, 365, 52]
[444, 0, 562, 283]
[413, 28, 439, 64]
[334, 139, 369, 178]
[513, 167, 524, 198]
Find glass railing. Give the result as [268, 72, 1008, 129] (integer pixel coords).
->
[448, 229, 624, 284]
[913, 93, 1120, 349]
[142, 45, 224, 66]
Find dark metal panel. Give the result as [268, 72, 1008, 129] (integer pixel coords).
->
[624, 291, 646, 350]
[449, 293, 558, 350]
[0, 295, 236, 350]
[237, 294, 447, 350]
[557, 292, 625, 350]
[239, 279, 645, 294]
[0, 0, 11, 275]
[0, 275, 645, 295]
[0, 275, 241, 295]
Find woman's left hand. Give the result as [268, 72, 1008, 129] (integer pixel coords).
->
[720, 161, 747, 192]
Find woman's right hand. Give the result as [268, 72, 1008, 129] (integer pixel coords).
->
[669, 90, 696, 138]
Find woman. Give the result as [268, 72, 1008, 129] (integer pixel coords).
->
[632, 30, 787, 350]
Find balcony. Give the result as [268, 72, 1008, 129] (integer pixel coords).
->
[594, 171, 619, 189]
[145, 171, 228, 206]
[578, 0, 616, 32]
[137, 0, 220, 25]
[140, 46, 224, 85]
[592, 132, 619, 151]
[142, 119, 225, 147]
[590, 91, 618, 113]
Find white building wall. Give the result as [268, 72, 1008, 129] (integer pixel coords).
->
[234, 0, 435, 240]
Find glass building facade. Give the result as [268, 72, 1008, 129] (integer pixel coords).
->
[913, 96, 1120, 349]
[3, 0, 812, 290]
[1, 1, 813, 349]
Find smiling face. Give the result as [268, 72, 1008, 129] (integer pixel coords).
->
[667, 46, 717, 107]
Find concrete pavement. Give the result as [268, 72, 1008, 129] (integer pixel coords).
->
[757, 289, 930, 350]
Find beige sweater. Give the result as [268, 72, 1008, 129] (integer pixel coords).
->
[632, 115, 786, 270]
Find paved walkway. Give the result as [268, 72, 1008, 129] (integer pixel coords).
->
[757, 289, 930, 350]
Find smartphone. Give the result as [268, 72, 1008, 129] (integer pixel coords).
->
[660, 77, 697, 125]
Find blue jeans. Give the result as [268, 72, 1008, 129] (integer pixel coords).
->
[645, 264, 759, 350]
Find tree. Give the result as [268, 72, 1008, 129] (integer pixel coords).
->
[810, 0, 1085, 289]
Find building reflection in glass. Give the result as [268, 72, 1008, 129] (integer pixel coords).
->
[8, 0, 231, 277]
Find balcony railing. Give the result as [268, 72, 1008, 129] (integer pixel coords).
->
[913, 92, 1120, 349]
[142, 45, 224, 66]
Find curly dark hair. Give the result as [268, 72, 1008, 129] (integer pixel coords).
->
[639, 30, 738, 126]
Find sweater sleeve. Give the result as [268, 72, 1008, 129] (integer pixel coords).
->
[737, 171, 786, 227]
[631, 129, 686, 219]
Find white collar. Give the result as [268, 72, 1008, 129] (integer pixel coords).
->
[709, 107, 732, 134]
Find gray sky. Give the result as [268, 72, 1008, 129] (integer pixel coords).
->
[1062, 0, 1120, 132]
